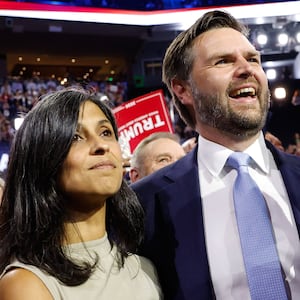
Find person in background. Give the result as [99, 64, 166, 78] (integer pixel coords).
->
[131, 10, 300, 300]
[181, 136, 197, 153]
[129, 131, 186, 183]
[264, 131, 284, 151]
[285, 132, 300, 156]
[266, 88, 300, 151]
[0, 87, 162, 300]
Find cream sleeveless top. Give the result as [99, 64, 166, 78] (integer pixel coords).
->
[2, 234, 162, 299]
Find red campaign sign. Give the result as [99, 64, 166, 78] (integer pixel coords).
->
[113, 89, 174, 155]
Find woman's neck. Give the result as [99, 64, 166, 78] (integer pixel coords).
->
[64, 205, 106, 244]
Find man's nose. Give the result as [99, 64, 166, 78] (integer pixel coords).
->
[234, 57, 254, 78]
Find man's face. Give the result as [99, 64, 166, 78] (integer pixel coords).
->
[179, 27, 270, 138]
[130, 138, 185, 182]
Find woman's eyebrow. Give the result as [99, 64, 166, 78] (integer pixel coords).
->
[76, 119, 110, 131]
[97, 119, 111, 126]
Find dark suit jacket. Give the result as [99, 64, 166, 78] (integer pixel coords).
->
[131, 141, 300, 300]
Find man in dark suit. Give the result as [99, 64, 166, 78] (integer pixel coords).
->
[131, 10, 300, 300]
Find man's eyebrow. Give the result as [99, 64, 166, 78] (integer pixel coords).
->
[156, 153, 172, 158]
[209, 50, 260, 59]
[245, 50, 261, 57]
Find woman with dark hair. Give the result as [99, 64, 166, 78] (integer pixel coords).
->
[0, 87, 162, 299]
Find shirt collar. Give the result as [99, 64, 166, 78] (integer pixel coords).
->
[197, 131, 269, 177]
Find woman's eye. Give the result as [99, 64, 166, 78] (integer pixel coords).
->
[101, 129, 113, 137]
[72, 134, 83, 142]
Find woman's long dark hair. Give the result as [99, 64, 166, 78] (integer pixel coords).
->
[0, 87, 144, 285]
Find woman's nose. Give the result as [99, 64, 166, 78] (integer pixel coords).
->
[91, 139, 110, 155]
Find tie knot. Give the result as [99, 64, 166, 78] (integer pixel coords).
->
[226, 152, 251, 170]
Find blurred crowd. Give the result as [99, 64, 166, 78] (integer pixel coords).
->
[0, 76, 129, 145]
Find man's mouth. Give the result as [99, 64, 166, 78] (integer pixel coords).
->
[230, 87, 256, 98]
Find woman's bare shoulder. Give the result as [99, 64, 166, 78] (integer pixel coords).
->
[0, 268, 53, 300]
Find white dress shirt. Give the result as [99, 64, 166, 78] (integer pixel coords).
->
[198, 132, 300, 299]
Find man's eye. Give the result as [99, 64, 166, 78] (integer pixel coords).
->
[248, 57, 260, 64]
[157, 157, 171, 164]
[215, 59, 227, 65]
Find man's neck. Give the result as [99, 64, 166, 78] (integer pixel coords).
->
[196, 125, 261, 152]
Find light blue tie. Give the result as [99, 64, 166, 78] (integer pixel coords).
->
[227, 152, 288, 300]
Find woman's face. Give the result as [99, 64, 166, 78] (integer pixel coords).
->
[59, 101, 123, 210]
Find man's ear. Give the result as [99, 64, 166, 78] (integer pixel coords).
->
[171, 78, 193, 105]
[129, 168, 140, 183]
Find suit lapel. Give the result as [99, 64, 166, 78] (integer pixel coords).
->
[267, 142, 300, 232]
[155, 148, 213, 298]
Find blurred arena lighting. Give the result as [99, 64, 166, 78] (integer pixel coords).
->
[277, 32, 289, 46]
[296, 31, 300, 43]
[257, 31, 268, 46]
[266, 68, 277, 80]
[14, 117, 24, 130]
[273, 86, 287, 100]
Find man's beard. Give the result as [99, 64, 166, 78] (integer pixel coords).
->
[191, 83, 270, 138]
